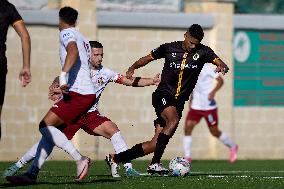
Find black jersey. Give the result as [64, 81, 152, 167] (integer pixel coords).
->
[0, 0, 22, 63]
[151, 41, 219, 101]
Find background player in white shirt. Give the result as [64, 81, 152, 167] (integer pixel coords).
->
[4, 41, 160, 182]
[183, 63, 238, 163]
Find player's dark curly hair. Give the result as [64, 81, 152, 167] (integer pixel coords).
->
[187, 24, 204, 42]
[59, 6, 78, 25]
[89, 41, 103, 48]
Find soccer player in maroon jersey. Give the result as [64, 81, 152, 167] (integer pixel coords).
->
[4, 41, 160, 183]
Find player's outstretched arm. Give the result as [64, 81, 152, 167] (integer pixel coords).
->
[120, 73, 160, 87]
[126, 54, 154, 79]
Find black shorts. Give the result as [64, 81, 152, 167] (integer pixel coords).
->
[152, 90, 185, 127]
[0, 62, 7, 106]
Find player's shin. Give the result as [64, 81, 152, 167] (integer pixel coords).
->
[16, 142, 39, 168]
[110, 131, 128, 153]
[219, 132, 235, 148]
[39, 126, 82, 161]
[27, 137, 54, 178]
[110, 131, 132, 169]
[182, 136, 192, 159]
[114, 143, 144, 163]
[150, 133, 171, 164]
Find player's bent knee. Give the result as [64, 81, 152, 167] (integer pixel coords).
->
[210, 130, 220, 137]
[39, 120, 47, 129]
[168, 118, 179, 128]
[107, 125, 120, 136]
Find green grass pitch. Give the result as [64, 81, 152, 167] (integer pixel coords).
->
[1, 160, 284, 189]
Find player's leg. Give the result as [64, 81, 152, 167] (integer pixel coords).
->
[147, 92, 185, 175]
[6, 93, 95, 184]
[35, 93, 96, 181]
[0, 62, 7, 141]
[6, 116, 89, 184]
[147, 106, 179, 175]
[92, 121, 124, 177]
[141, 123, 163, 155]
[183, 121, 198, 162]
[107, 123, 163, 163]
[39, 111, 83, 162]
[40, 112, 92, 181]
[6, 137, 55, 184]
[4, 122, 77, 178]
[81, 111, 140, 177]
[183, 108, 201, 162]
[205, 108, 238, 163]
[105, 124, 163, 175]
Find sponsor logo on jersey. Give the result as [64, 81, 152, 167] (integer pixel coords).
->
[62, 32, 70, 38]
[170, 62, 198, 69]
[193, 53, 200, 60]
[97, 77, 104, 85]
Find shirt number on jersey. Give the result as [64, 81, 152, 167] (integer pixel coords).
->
[162, 98, 167, 105]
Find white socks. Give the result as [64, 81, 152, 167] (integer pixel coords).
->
[29, 137, 55, 170]
[219, 132, 235, 149]
[40, 126, 82, 161]
[110, 131, 128, 153]
[16, 142, 39, 168]
[110, 131, 132, 170]
[183, 136, 192, 158]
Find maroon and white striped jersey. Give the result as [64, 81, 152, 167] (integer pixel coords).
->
[88, 65, 123, 112]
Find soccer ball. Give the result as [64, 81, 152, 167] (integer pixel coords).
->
[169, 157, 191, 177]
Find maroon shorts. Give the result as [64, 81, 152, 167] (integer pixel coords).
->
[186, 107, 218, 127]
[62, 110, 111, 140]
[50, 91, 96, 125]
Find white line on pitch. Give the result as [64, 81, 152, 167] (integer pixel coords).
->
[191, 170, 284, 174]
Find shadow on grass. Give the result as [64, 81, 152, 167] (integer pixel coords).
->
[0, 178, 119, 188]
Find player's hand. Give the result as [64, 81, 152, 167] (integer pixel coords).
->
[19, 67, 31, 87]
[60, 84, 69, 94]
[215, 62, 229, 75]
[48, 83, 63, 101]
[208, 92, 215, 101]
[153, 73, 161, 86]
[126, 66, 135, 79]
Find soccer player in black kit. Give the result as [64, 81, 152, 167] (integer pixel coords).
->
[0, 0, 31, 140]
[106, 24, 229, 175]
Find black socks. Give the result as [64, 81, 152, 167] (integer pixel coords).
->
[114, 143, 145, 163]
[151, 133, 171, 164]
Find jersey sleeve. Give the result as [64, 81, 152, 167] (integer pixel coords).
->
[203, 46, 219, 63]
[60, 30, 76, 48]
[8, 3, 22, 26]
[150, 43, 167, 60]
